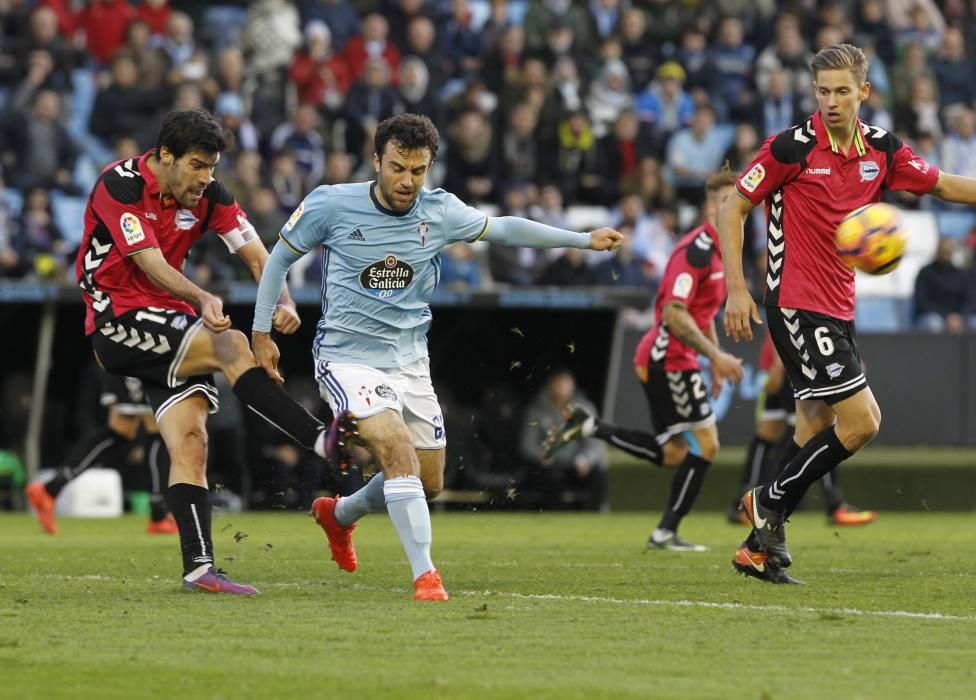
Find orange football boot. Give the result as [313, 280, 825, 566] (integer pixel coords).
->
[26, 482, 58, 535]
[413, 569, 449, 601]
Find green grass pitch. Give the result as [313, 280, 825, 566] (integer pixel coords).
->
[1, 511, 974, 699]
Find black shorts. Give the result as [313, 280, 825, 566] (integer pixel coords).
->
[100, 372, 153, 416]
[757, 379, 795, 424]
[642, 368, 716, 436]
[91, 308, 218, 420]
[766, 305, 866, 405]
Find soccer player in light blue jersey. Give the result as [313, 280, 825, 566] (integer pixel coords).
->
[251, 113, 622, 601]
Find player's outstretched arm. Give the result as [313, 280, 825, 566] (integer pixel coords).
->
[480, 217, 622, 251]
[718, 193, 762, 342]
[251, 239, 304, 383]
[929, 172, 976, 204]
[237, 239, 301, 334]
[131, 247, 230, 332]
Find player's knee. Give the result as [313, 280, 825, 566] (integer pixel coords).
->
[214, 329, 252, 363]
[698, 435, 720, 461]
[662, 440, 688, 468]
[422, 476, 443, 500]
[838, 407, 881, 452]
[167, 425, 207, 469]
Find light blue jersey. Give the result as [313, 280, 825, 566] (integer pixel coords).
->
[278, 182, 488, 368]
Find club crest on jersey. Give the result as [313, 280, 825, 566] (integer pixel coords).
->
[826, 362, 845, 379]
[120, 212, 145, 244]
[418, 220, 429, 246]
[284, 201, 304, 231]
[360, 255, 415, 299]
[859, 160, 880, 182]
[375, 384, 397, 401]
[741, 164, 765, 192]
[672, 272, 694, 299]
[176, 208, 198, 230]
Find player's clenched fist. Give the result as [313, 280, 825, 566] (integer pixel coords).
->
[588, 227, 624, 251]
[272, 303, 301, 334]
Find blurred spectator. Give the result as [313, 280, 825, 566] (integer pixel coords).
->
[590, 0, 623, 41]
[533, 184, 567, 229]
[13, 5, 74, 93]
[289, 20, 352, 110]
[938, 107, 976, 181]
[438, 0, 485, 79]
[894, 2, 944, 54]
[913, 238, 969, 333]
[136, 0, 172, 38]
[675, 28, 713, 95]
[215, 92, 260, 159]
[592, 224, 657, 290]
[754, 13, 813, 96]
[220, 150, 264, 211]
[269, 149, 304, 215]
[618, 7, 654, 91]
[321, 150, 354, 186]
[343, 13, 400, 83]
[709, 16, 755, 121]
[665, 105, 730, 205]
[538, 247, 594, 286]
[344, 58, 400, 154]
[402, 16, 448, 94]
[445, 110, 497, 203]
[598, 109, 651, 202]
[387, 0, 432, 52]
[931, 26, 974, 110]
[299, 0, 361, 50]
[634, 61, 694, 148]
[121, 19, 166, 87]
[723, 122, 760, 172]
[519, 369, 608, 511]
[241, 0, 302, 78]
[12, 187, 67, 280]
[89, 52, 168, 150]
[892, 42, 936, 123]
[620, 156, 675, 212]
[611, 193, 674, 279]
[439, 241, 481, 290]
[75, 0, 136, 67]
[759, 67, 805, 137]
[270, 105, 325, 190]
[397, 56, 441, 126]
[901, 75, 943, 139]
[488, 184, 545, 285]
[0, 177, 20, 277]
[855, 0, 895, 64]
[159, 11, 195, 70]
[246, 187, 283, 247]
[549, 110, 603, 204]
[498, 57, 549, 127]
[483, 24, 525, 94]
[2, 89, 78, 193]
[585, 59, 632, 139]
[523, 0, 594, 57]
[643, 0, 694, 48]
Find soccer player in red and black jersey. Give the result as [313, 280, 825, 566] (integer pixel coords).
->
[63, 109, 349, 594]
[545, 170, 745, 551]
[721, 44, 976, 583]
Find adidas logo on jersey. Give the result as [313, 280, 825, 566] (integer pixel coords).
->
[348, 228, 366, 242]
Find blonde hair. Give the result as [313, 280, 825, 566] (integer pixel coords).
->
[810, 43, 868, 85]
[705, 164, 738, 193]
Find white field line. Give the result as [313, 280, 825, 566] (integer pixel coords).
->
[20, 574, 976, 623]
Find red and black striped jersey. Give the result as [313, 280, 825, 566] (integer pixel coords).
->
[634, 222, 725, 372]
[76, 151, 255, 335]
[736, 111, 939, 321]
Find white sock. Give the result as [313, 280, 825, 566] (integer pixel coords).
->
[314, 430, 327, 459]
[335, 473, 387, 526]
[651, 527, 674, 543]
[383, 475, 434, 580]
[184, 563, 212, 581]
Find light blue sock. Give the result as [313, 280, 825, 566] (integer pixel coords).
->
[334, 473, 386, 526]
[383, 475, 434, 580]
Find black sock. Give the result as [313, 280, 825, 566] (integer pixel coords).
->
[658, 454, 711, 531]
[762, 438, 801, 485]
[759, 428, 852, 511]
[166, 483, 214, 575]
[146, 433, 171, 522]
[232, 367, 325, 450]
[594, 421, 663, 466]
[45, 427, 131, 498]
[739, 435, 774, 494]
[820, 469, 845, 514]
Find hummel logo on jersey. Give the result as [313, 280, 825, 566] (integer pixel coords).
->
[805, 167, 831, 176]
[826, 362, 845, 379]
[347, 228, 366, 242]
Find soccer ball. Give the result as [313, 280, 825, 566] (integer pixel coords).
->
[835, 202, 907, 275]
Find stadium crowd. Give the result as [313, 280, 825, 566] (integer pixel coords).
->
[2, 0, 976, 325]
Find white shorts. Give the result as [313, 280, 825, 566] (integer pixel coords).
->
[315, 357, 446, 450]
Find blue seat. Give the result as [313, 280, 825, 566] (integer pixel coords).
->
[855, 297, 904, 331]
[49, 192, 88, 248]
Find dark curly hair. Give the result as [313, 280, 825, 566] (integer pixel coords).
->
[155, 108, 229, 160]
[374, 113, 440, 161]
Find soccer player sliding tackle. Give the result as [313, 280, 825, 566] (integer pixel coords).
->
[544, 169, 745, 551]
[252, 113, 622, 600]
[722, 43, 976, 584]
